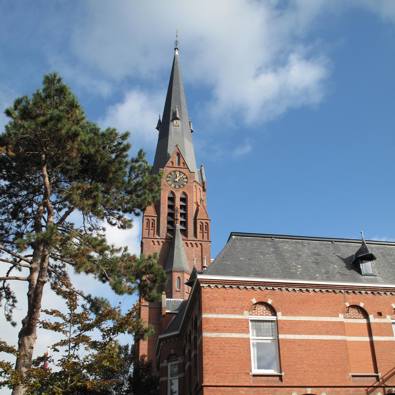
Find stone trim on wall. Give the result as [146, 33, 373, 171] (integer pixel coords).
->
[202, 332, 395, 341]
[199, 281, 395, 295]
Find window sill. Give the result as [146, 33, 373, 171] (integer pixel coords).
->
[250, 371, 284, 377]
[350, 373, 380, 378]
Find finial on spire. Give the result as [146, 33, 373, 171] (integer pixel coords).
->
[174, 30, 179, 54]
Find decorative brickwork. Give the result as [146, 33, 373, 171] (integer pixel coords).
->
[249, 302, 276, 316]
[345, 305, 368, 319]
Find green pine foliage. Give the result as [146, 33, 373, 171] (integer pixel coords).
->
[0, 73, 165, 394]
[21, 284, 155, 394]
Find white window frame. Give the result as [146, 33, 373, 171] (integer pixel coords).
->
[168, 360, 179, 395]
[249, 316, 280, 375]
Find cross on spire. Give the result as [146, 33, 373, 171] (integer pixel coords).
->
[175, 30, 179, 54]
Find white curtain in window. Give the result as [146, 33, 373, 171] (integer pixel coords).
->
[250, 320, 279, 372]
[251, 321, 276, 338]
[251, 341, 279, 371]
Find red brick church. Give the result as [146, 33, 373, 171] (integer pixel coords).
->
[137, 44, 395, 395]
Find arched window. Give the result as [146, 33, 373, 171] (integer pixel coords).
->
[176, 276, 181, 290]
[249, 303, 280, 374]
[176, 153, 181, 166]
[167, 192, 175, 235]
[345, 305, 377, 374]
[150, 219, 155, 237]
[180, 193, 188, 236]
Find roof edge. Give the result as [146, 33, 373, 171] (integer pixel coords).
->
[197, 273, 395, 289]
[227, 232, 395, 246]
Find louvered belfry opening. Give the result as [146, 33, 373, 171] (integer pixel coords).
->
[180, 192, 188, 236]
[167, 192, 176, 235]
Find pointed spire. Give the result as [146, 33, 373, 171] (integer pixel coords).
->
[153, 44, 199, 180]
[165, 224, 190, 273]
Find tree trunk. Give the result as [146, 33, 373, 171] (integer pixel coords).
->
[12, 250, 50, 395]
[12, 159, 53, 395]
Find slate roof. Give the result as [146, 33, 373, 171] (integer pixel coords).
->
[165, 298, 184, 313]
[205, 232, 395, 285]
[162, 300, 187, 335]
[153, 48, 198, 181]
[165, 224, 190, 273]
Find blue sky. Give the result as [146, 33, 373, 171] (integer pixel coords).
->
[1, 1, 395, 257]
[1, 0, 395, 374]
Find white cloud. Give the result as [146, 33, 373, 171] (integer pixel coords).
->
[100, 89, 163, 152]
[104, 217, 141, 255]
[71, 0, 330, 125]
[62, 0, 395, 128]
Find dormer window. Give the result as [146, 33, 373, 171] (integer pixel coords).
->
[353, 237, 377, 276]
[360, 259, 375, 276]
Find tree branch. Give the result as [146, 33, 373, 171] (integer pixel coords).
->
[0, 276, 28, 281]
[0, 245, 32, 266]
[56, 206, 74, 227]
[0, 258, 31, 268]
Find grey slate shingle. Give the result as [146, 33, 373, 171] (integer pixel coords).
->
[205, 233, 395, 285]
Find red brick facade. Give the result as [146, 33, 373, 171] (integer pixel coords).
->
[157, 277, 395, 395]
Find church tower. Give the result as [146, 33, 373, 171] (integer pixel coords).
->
[139, 43, 211, 361]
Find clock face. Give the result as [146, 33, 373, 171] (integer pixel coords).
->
[166, 170, 188, 189]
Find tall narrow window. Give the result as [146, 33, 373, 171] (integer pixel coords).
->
[167, 192, 175, 235]
[249, 303, 280, 374]
[180, 193, 187, 236]
[193, 317, 199, 385]
[176, 276, 181, 291]
[199, 223, 204, 239]
[176, 153, 181, 166]
[168, 358, 179, 395]
[204, 222, 209, 240]
[392, 320, 395, 336]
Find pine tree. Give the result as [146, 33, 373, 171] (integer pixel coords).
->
[0, 73, 165, 394]
[2, 280, 159, 394]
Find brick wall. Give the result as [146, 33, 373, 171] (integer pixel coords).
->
[197, 284, 395, 395]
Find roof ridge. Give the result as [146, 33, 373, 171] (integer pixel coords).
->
[228, 232, 395, 246]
